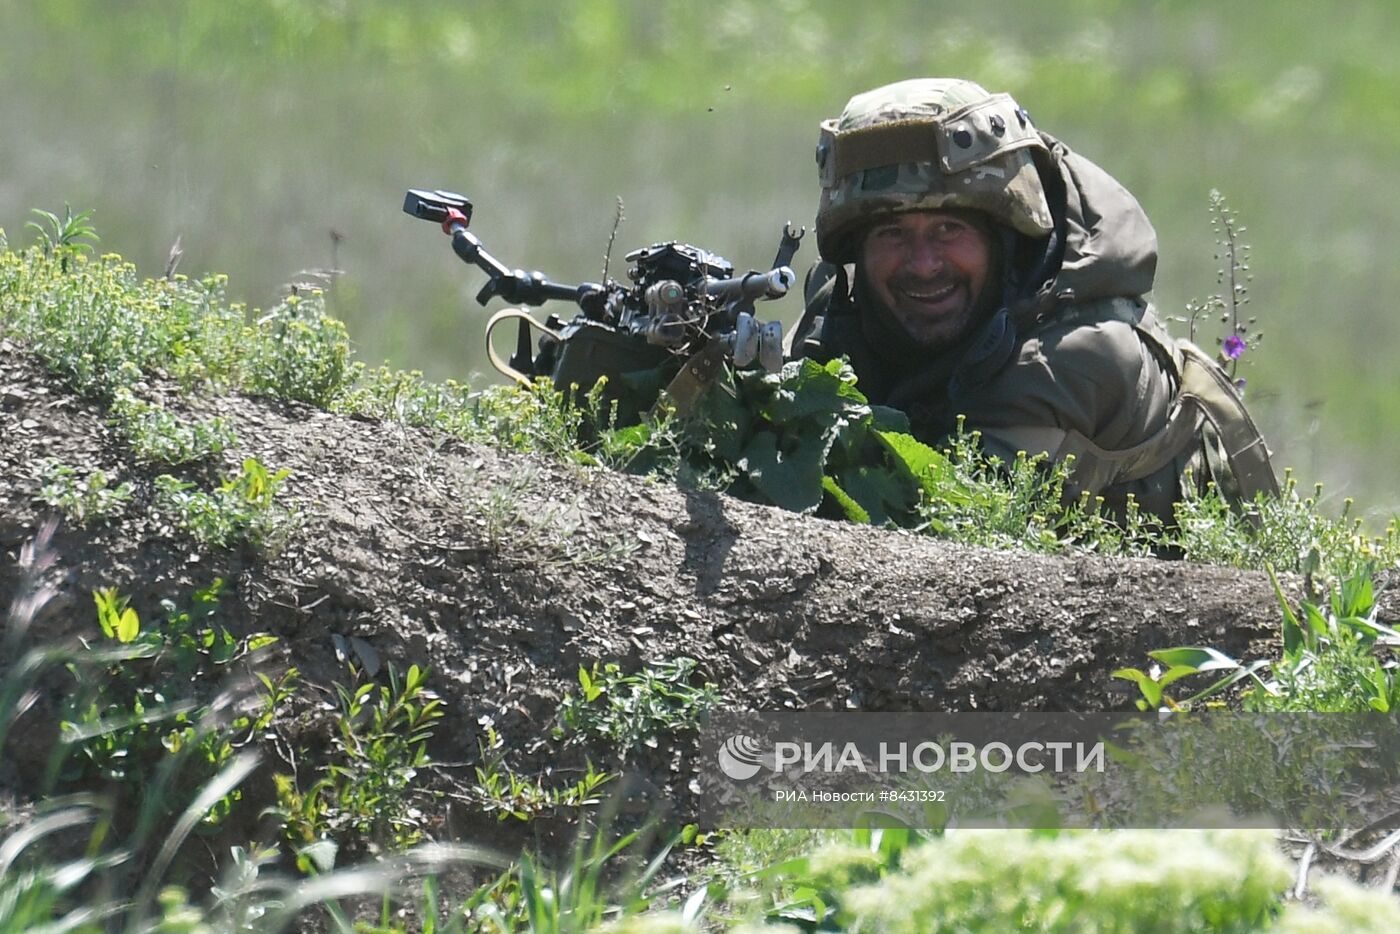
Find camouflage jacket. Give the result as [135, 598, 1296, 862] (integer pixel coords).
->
[791, 133, 1277, 523]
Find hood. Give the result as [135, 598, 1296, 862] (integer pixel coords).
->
[1041, 135, 1158, 302]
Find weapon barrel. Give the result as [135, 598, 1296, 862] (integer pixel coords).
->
[704, 267, 796, 302]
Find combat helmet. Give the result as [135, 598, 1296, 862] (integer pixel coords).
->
[815, 78, 1054, 263]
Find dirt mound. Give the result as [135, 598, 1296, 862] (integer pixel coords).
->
[0, 339, 1332, 828]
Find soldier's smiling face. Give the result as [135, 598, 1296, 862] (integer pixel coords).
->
[859, 210, 992, 350]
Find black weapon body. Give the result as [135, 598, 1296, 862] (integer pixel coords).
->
[404, 188, 799, 415]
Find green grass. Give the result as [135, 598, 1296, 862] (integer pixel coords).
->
[685, 826, 1400, 932]
[153, 457, 295, 552]
[5, 222, 1400, 928]
[10, 0, 1400, 520]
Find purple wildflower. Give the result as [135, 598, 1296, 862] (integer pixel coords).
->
[1234, 377, 1247, 396]
[1222, 334, 1247, 360]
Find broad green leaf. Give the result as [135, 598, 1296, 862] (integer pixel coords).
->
[837, 465, 917, 526]
[874, 430, 965, 501]
[824, 412, 874, 469]
[693, 381, 750, 463]
[760, 358, 868, 425]
[756, 856, 811, 880]
[115, 606, 139, 643]
[1267, 566, 1304, 658]
[1336, 571, 1375, 619]
[1111, 668, 1163, 708]
[1155, 664, 1206, 689]
[1343, 615, 1400, 644]
[1179, 659, 1273, 706]
[821, 476, 870, 524]
[1367, 665, 1391, 712]
[869, 404, 911, 433]
[739, 432, 824, 513]
[94, 588, 120, 639]
[1148, 647, 1242, 672]
[1302, 603, 1329, 645]
[604, 422, 651, 450]
[874, 430, 946, 478]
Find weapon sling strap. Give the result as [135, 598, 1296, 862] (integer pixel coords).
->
[657, 336, 729, 417]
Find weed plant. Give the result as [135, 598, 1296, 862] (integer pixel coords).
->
[54, 581, 286, 823]
[272, 662, 444, 856]
[557, 658, 719, 753]
[1115, 565, 1400, 716]
[110, 389, 237, 465]
[37, 460, 133, 525]
[469, 725, 615, 823]
[697, 825, 1400, 932]
[25, 205, 99, 263]
[0, 233, 348, 405]
[459, 820, 689, 932]
[10, 213, 1393, 573]
[9, 216, 1400, 927]
[1167, 470, 1399, 580]
[1171, 189, 1261, 380]
[154, 457, 295, 551]
[0, 541, 508, 931]
[474, 470, 641, 570]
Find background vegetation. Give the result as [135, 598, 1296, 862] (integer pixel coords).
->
[3, 0, 1399, 517]
[8, 12, 1400, 918]
[4, 164, 1400, 933]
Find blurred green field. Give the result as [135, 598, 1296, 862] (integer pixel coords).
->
[3, 0, 1398, 517]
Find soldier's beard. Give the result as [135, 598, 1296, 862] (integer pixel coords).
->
[854, 268, 1003, 364]
[883, 273, 981, 350]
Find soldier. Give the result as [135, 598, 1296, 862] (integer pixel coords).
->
[789, 78, 1278, 523]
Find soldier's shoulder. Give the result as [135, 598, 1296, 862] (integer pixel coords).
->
[1020, 300, 1149, 383]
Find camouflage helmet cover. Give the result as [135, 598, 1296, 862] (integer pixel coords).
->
[815, 78, 1055, 263]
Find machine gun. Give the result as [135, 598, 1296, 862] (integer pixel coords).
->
[403, 188, 802, 417]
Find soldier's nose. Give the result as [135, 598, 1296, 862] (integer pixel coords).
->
[904, 241, 947, 277]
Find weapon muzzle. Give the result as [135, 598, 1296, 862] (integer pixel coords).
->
[704, 267, 795, 302]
